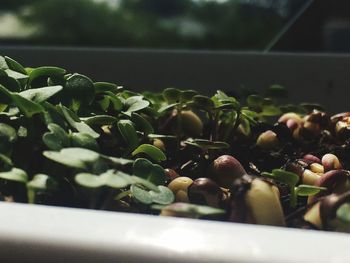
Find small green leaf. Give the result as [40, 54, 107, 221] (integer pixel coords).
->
[43, 151, 87, 170]
[70, 132, 99, 151]
[17, 126, 27, 137]
[266, 84, 288, 98]
[158, 102, 179, 113]
[43, 147, 101, 170]
[300, 103, 325, 112]
[0, 69, 7, 77]
[261, 105, 282, 117]
[132, 144, 166, 162]
[180, 90, 198, 102]
[195, 204, 226, 216]
[101, 92, 123, 110]
[263, 169, 299, 188]
[149, 186, 174, 205]
[0, 104, 7, 112]
[28, 66, 66, 84]
[5, 69, 28, 80]
[0, 153, 13, 166]
[163, 88, 181, 103]
[238, 115, 251, 136]
[61, 106, 99, 139]
[0, 56, 8, 70]
[98, 96, 110, 111]
[0, 84, 44, 117]
[125, 95, 143, 105]
[107, 94, 123, 111]
[158, 203, 225, 218]
[74, 122, 100, 139]
[214, 90, 240, 109]
[117, 120, 139, 151]
[130, 184, 153, 204]
[94, 82, 121, 94]
[214, 103, 236, 110]
[114, 190, 131, 201]
[81, 115, 117, 126]
[104, 171, 132, 188]
[295, 185, 327, 196]
[61, 148, 100, 163]
[11, 93, 44, 117]
[264, 170, 300, 208]
[42, 123, 70, 151]
[75, 173, 103, 188]
[19, 86, 63, 103]
[130, 176, 159, 192]
[337, 203, 350, 224]
[241, 109, 258, 124]
[5, 56, 27, 75]
[0, 168, 27, 183]
[126, 99, 150, 113]
[0, 123, 17, 144]
[215, 90, 230, 101]
[27, 174, 56, 191]
[133, 158, 166, 185]
[185, 139, 229, 150]
[0, 75, 21, 92]
[133, 158, 153, 177]
[131, 112, 154, 135]
[102, 155, 134, 166]
[192, 95, 215, 111]
[122, 90, 139, 98]
[65, 73, 95, 105]
[247, 95, 263, 108]
[75, 170, 131, 189]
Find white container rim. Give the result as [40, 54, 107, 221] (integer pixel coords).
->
[0, 202, 349, 262]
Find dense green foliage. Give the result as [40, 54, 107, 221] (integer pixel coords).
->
[2, 55, 350, 233]
[0, 54, 291, 214]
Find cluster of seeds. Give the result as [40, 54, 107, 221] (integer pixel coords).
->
[1, 55, 350, 233]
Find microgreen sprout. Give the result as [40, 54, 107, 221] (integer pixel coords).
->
[262, 169, 327, 207]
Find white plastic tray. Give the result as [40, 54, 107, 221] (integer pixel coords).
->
[0, 202, 349, 262]
[1, 47, 350, 261]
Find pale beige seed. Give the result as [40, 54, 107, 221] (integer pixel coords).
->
[286, 119, 299, 131]
[278, 112, 303, 125]
[322, 153, 342, 171]
[302, 169, 321, 185]
[153, 139, 166, 152]
[256, 130, 279, 150]
[168, 177, 193, 203]
[335, 121, 348, 134]
[304, 202, 322, 229]
[244, 179, 285, 226]
[310, 163, 324, 174]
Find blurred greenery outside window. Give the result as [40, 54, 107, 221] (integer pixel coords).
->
[0, 0, 306, 51]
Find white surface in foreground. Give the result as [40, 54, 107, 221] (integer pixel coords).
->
[0, 202, 348, 262]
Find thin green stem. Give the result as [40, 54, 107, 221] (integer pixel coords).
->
[27, 189, 35, 204]
[223, 110, 240, 141]
[176, 103, 183, 148]
[232, 110, 241, 132]
[290, 187, 297, 208]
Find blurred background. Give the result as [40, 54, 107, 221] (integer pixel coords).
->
[2, 0, 350, 112]
[0, 0, 312, 51]
[2, 0, 350, 52]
